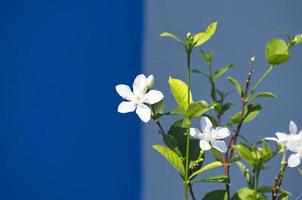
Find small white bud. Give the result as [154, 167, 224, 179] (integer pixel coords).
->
[250, 56, 256, 62]
[147, 74, 154, 89]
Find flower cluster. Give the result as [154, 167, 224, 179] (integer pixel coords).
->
[265, 121, 302, 167]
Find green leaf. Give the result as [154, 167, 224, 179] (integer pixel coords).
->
[167, 120, 201, 165]
[231, 187, 267, 200]
[189, 161, 222, 180]
[227, 76, 244, 97]
[160, 32, 185, 45]
[153, 145, 185, 178]
[168, 77, 193, 114]
[193, 175, 230, 184]
[243, 103, 262, 124]
[257, 186, 272, 194]
[233, 145, 255, 166]
[152, 100, 165, 119]
[277, 193, 289, 200]
[192, 68, 211, 79]
[265, 38, 290, 65]
[214, 64, 234, 80]
[202, 190, 228, 200]
[229, 156, 241, 163]
[200, 49, 214, 64]
[169, 107, 182, 115]
[236, 161, 252, 187]
[227, 111, 242, 127]
[298, 168, 302, 176]
[186, 100, 213, 119]
[211, 148, 224, 162]
[249, 92, 277, 101]
[227, 103, 262, 127]
[222, 103, 233, 113]
[193, 21, 218, 46]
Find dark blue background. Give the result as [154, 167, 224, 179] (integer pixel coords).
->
[0, 0, 142, 199]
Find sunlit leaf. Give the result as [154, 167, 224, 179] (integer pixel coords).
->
[193, 175, 230, 184]
[189, 161, 222, 180]
[153, 145, 185, 178]
[168, 76, 193, 114]
[193, 22, 218, 46]
[265, 38, 290, 65]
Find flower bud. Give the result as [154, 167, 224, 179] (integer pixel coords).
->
[294, 34, 302, 45]
[250, 56, 256, 63]
[147, 74, 154, 89]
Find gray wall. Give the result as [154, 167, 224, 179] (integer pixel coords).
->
[142, 1, 302, 199]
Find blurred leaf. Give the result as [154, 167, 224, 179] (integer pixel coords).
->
[186, 100, 213, 119]
[214, 64, 233, 80]
[249, 92, 277, 101]
[211, 148, 224, 162]
[200, 49, 214, 64]
[236, 161, 252, 187]
[243, 103, 262, 124]
[160, 32, 185, 45]
[202, 190, 228, 200]
[193, 175, 230, 184]
[189, 161, 222, 180]
[192, 68, 211, 79]
[293, 33, 302, 46]
[152, 100, 165, 119]
[193, 21, 217, 46]
[265, 38, 290, 65]
[169, 106, 182, 115]
[229, 156, 241, 163]
[222, 103, 233, 113]
[231, 187, 267, 200]
[227, 76, 244, 97]
[277, 193, 289, 200]
[168, 76, 193, 114]
[234, 145, 254, 166]
[153, 145, 185, 178]
[298, 168, 302, 176]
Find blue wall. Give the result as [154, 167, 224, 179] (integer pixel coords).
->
[0, 0, 142, 199]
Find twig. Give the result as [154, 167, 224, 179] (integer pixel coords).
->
[189, 183, 196, 200]
[272, 161, 287, 200]
[224, 65, 254, 199]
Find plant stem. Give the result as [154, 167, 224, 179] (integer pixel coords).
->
[189, 183, 196, 200]
[224, 66, 254, 199]
[251, 65, 275, 96]
[184, 49, 192, 200]
[272, 160, 287, 200]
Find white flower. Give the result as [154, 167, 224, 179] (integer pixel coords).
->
[116, 74, 164, 123]
[287, 134, 302, 167]
[190, 116, 231, 153]
[264, 121, 299, 146]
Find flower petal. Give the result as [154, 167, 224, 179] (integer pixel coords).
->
[117, 101, 136, 113]
[200, 116, 212, 133]
[133, 74, 147, 96]
[275, 132, 288, 145]
[143, 90, 164, 105]
[214, 127, 231, 139]
[116, 84, 134, 101]
[199, 140, 211, 151]
[136, 104, 151, 123]
[211, 140, 227, 153]
[289, 120, 298, 135]
[190, 128, 203, 139]
[264, 137, 278, 142]
[288, 153, 301, 167]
